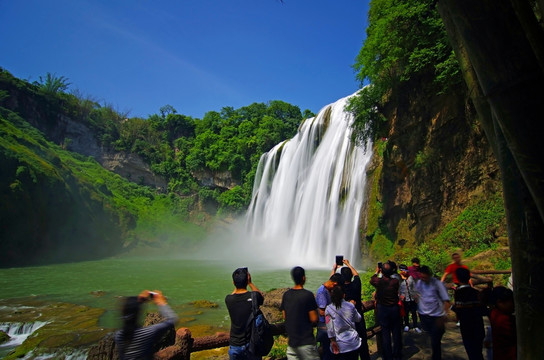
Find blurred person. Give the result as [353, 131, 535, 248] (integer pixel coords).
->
[441, 252, 472, 287]
[415, 266, 450, 360]
[115, 289, 178, 360]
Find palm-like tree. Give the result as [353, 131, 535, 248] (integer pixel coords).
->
[37, 72, 71, 94]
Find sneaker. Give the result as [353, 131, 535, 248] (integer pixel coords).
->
[414, 327, 422, 334]
[404, 326, 410, 332]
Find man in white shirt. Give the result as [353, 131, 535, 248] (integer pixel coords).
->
[414, 265, 451, 360]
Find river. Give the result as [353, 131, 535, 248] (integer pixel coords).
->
[0, 255, 333, 358]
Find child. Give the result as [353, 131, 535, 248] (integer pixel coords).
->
[489, 286, 516, 360]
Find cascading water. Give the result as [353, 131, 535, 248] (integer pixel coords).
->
[245, 93, 372, 268]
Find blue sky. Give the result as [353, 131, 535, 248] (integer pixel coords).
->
[1, 0, 369, 119]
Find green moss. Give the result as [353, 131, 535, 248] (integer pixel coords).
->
[189, 300, 219, 308]
[0, 330, 9, 344]
[365, 144, 384, 236]
[368, 230, 395, 260]
[0, 299, 108, 360]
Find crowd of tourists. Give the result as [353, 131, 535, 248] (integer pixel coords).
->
[113, 252, 516, 360]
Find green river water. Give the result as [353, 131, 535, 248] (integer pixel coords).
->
[0, 255, 333, 358]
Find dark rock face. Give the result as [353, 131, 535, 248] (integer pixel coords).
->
[100, 151, 168, 190]
[365, 83, 501, 249]
[0, 76, 167, 190]
[191, 169, 238, 190]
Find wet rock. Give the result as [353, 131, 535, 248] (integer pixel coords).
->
[262, 288, 289, 324]
[86, 332, 118, 360]
[0, 330, 10, 344]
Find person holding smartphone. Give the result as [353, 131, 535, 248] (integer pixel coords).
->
[115, 289, 178, 360]
[225, 267, 264, 360]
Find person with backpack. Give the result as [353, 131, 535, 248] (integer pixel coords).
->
[114, 289, 178, 360]
[325, 285, 362, 360]
[415, 265, 451, 360]
[225, 267, 265, 360]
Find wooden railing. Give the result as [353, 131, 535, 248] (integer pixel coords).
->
[153, 300, 379, 360]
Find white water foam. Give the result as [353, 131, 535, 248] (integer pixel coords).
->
[245, 92, 372, 269]
[0, 321, 48, 349]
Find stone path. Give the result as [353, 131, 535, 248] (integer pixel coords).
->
[368, 319, 490, 360]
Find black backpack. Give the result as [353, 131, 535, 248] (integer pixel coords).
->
[247, 291, 274, 357]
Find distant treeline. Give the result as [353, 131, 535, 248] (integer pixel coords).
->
[0, 68, 312, 266]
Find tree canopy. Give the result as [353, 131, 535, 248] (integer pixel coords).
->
[349, 0, 462, 142]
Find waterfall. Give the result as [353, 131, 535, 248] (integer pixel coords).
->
[245, 93, 372, 269]
[0, 321, 48, 347]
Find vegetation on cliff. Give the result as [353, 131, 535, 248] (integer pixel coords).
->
[0, 68, 309, 266]
[350, 0, 508, 274]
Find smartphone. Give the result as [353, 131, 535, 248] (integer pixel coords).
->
[378, 262, 383, 269]
[335, 255, 344, 266]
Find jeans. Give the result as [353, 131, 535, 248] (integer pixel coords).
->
[317, 323, 334, 360]
[403, 300, 419, 329]
[228, 343, 260, 360]
[376, 304, 402, 360]
[420, 314, 446, 360]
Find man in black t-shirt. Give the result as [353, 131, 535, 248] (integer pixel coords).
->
[280, 266, 320, 360]
[452, 267, 486, 360]
[341, 259, 370, 360]
[225, 267, 264, 360]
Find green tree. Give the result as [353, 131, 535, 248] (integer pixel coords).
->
[36, 72, 71, 94]
[350, 0, 461, 142]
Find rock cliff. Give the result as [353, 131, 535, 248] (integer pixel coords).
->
[361, 81, 502, 258]
[0, 75, 167, 189]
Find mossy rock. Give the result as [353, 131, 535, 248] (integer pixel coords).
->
[190, 300, 219, 308]
[39, 333, 77, 348]
[177, 316, 197, 324]
[0, 298, 108, 360]
[0, 330, 10, 344]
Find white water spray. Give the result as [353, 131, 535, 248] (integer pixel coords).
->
[245, 93, 372, 268]
[0, 321, 48, 349]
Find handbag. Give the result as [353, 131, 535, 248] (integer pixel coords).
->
[398, 298, 406, 317]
